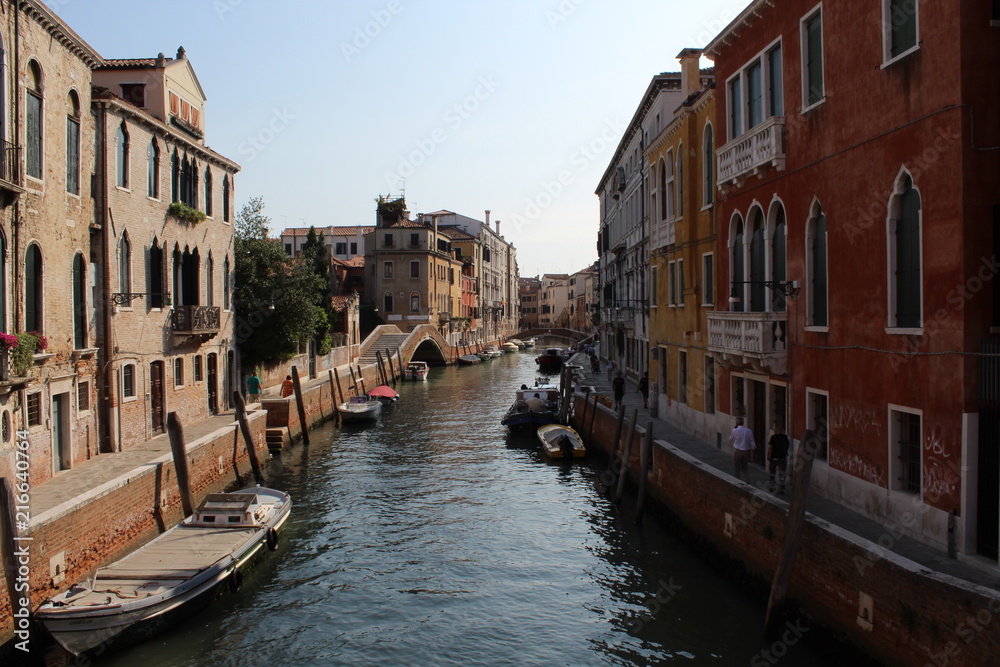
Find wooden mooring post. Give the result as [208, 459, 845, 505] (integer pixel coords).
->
[764, 430, 818, 640]
[356, 365, 367, 395]
[291, 366, 310, 445]
[396, 348, 405, 382]
[376, 351, 388, 387]
[635, 423, 653, 524]
[232, 391, 265, 485]
[328, 369, 342, 426]
[614, 408, 640, 502]
[587, 393, 600, 446]
[166, 412, 194, 517]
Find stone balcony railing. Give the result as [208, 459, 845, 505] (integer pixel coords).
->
[707, 310, 788, 375]
[171, 305, 221, 335]
[717, 116, 786, 186]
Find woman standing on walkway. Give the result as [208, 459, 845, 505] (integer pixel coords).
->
[612, 372, 626, 409]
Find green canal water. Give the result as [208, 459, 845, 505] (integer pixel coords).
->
[94, 344, 876, 666]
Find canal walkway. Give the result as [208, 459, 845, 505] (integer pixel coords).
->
[27, 353, 1000, 594]
[569, 352, 1000, 591]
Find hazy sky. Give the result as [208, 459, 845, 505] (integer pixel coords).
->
[55, 0, 743, 277]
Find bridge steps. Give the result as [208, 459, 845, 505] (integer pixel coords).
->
[359, 333, 410, 365]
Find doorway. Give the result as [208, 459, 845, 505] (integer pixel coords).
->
[52, 393, 70, 472]
[207, 353, 218, 415]
[150, 361, 165, 434]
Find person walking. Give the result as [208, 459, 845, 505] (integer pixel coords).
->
[246, 370, 262, 403]
[768, 423, 790, 494]
[728, 416, 756, 483]
[612, 372, 626, 409]
[637, 373, 649, 409]
[606, 359, 614, 381]
[280, 374, 295, 398]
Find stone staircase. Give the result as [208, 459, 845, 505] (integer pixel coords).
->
[265, 427, 290, 451]
[359, 332, 410, 366]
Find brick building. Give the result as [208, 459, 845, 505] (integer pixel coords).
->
[92, 48, 240, 450]
[0, 2, 103, 485]
[705, 0, 1000, 558]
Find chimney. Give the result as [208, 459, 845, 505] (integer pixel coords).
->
[156, 52, 166, 68]
[677, 48, 704, 99]
[495, 219, 501, 235]
[484, 210, 491, 228]
[176, 46, 186, 60]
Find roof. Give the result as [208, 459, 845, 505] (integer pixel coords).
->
[333, 255, 365, 268]
[91, 87, 240, 172]
[331, 296, 354, 312]
[101, 57, 166, 68]
[281, 226, 373, 237]
[23, 0, 103, 68]
[437, 225, 476, 241]
[704, 0, 774, 59]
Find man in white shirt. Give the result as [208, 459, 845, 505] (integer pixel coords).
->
[729, 416, 756, 483]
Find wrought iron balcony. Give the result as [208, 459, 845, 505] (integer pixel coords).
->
[0, 140, 24, 205]
[717, 116, 786, 186]
[171, 305, 221, 335]
[707, 310, 788, 375]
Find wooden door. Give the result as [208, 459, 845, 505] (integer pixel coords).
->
[150, 361, 165, 434]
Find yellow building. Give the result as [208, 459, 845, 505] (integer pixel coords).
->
[645, 49, 718, 441]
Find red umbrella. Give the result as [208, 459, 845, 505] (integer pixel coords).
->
[367, 385, 398, 399]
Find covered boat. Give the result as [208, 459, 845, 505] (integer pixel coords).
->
[535, 347, 564, 373]
[501, 381, 560, 430]
[35, 486, 291, 658]
[338, 395, 383, 422]
[537, 424, 586, 459]
[367, 384, 399, 404]
[457, 354, 481, 365]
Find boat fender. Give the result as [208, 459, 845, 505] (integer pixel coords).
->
[229, 568, 243, 593]
[266, 527, 279, 551]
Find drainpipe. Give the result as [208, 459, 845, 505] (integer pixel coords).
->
[93, 101, 117, 453]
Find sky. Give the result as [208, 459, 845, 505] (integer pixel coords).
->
[54, 0, 744, 277]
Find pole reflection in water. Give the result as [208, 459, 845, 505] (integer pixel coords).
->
[99, 344, 871, 666]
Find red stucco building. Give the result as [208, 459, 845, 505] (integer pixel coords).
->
[705, 0, 1000, 560]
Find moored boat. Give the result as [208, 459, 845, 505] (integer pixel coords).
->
[458, 354, 481, 365]
[502, 342, 519, 353]
[338, 395, 383, 422]
[501, 381, 560, 430]
[537, 424, 586, 459]
[405, 361, 430, 380]
[522, 337, 536, 348]
[367, 384, 399, 405]
[35, 486, 292, 658]
[535, 347, 564, 373]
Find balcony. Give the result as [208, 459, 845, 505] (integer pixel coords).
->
[717, 116, 785, 186]
[707, 310, 788, 375]
[171, 305, 221, 336]
[0, 346, 30, 390]
[0, 140, 24, 206]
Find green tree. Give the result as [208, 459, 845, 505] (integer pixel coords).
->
[233, 197, 327, 365]
[300, 226, 335, 354]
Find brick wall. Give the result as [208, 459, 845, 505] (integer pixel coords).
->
[571, 393, 1000, 666]
[0, 410, 268, 643]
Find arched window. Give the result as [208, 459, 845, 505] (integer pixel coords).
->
[205, 254, 214, 307]
[748, 207, 766, 312]
[147, 139, 159, 198]
[703, 124, 714, 206]
[118, 233, 132, 294]
[26, 60, 43, 179]
[889, 172, 922, 329]
[204, 167, 213, 216]
[25, 243, 43, 332]
[73, 253, 86, 348]
[223, 175, 231, 222]
[807, 202, 828, 326]
[66, 91, 80, 194]
[171, 150, 179, 201]
[149, 239, 164, 308]
[410, 291, 420, 313]
[383, 292, 393, 313]
[174, 357, 184, 387]
[658, 158, 667, 221]
[223, 255, 231, 310]
[676, 143, 684, 217]
[665, 150, 676, 220]
[770, 203, 787, 312]
[116, 123, 129, 188]
[730, 214, 745, 313]
[0, 233, 7, 331]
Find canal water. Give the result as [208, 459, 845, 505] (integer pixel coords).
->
[98, 344, 871, 667]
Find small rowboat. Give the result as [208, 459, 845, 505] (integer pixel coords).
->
[338, 395, 382, 422]
[537, 424, 586, 459]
